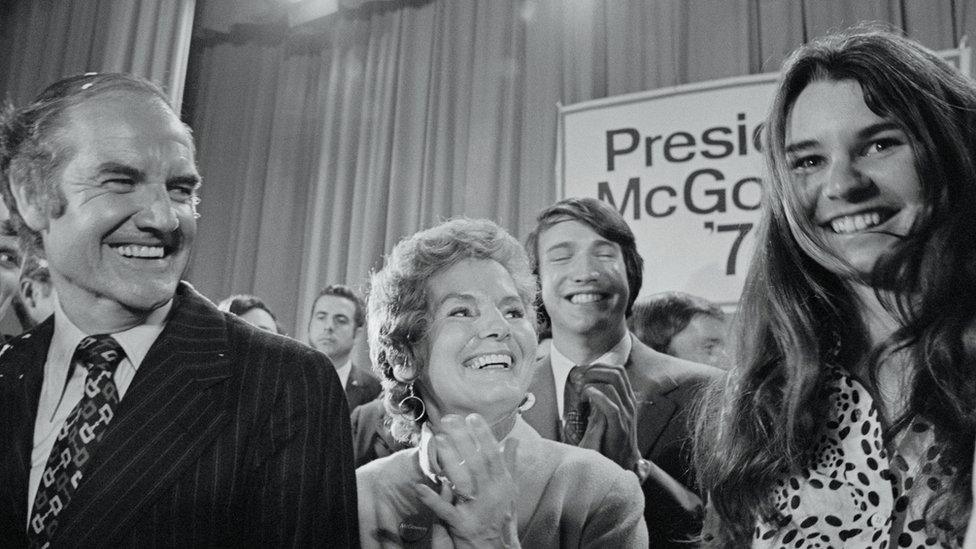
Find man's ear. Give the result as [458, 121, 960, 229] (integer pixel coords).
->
[10, 182, 49, 232]
[19, 279, 34, 307]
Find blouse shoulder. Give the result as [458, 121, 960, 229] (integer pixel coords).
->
[754, 368, 958, 547]
[544, 440, 647, 542]
[357, 448, 421, 502]
[356, 449, 432, 549]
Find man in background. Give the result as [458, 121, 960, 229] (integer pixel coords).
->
[308, 284, 380, 409]
[0, 220, 28, 337]
[523, 197, 720, 548]
[218, 293, 282, 334]
[629, 292, 731, 369]
[17, 251, 56, 328]
[0, 73, 358, 546]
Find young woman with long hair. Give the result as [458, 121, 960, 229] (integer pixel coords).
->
[695, 28, 976, 547]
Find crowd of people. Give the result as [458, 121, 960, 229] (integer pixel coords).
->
[0, 26, 974, 548]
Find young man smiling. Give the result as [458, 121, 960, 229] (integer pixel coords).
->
[523, 197, 720, 548]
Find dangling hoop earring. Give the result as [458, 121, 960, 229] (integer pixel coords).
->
[398, 383, 426, 423]
[517, 392, 536, 413]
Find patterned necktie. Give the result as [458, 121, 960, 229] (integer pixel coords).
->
[562, 365, 589, 445]
[28, 335, 125, 548]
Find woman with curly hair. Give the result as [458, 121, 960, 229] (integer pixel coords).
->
[695, 28, 976, 547]
[357, 217, 646, 548]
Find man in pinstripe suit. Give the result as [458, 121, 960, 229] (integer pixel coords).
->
[0, 74, 359, 547]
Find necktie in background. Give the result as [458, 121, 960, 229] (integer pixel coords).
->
[28, 335, 125, 548]
[562, 365, 589, 445]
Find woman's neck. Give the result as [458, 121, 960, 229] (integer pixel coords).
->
[849, 283, 912, 422]
[489, 410, 519, 441]
[850, 283, 899, 348]
[427, 408, 520, 441]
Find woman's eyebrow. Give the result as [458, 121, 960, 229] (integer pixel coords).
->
[785, 139, 818, 155]
[856, 121, 901, 140]
[436, 292, 476, 306]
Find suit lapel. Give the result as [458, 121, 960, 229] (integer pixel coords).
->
[521, 356, 559, 440]
[54, 283, 236, 543]
[0, 319, 54, 532]
[522, 338, 682, 454]
[369, 401, 401, 458]
[627, 337, 680, 456]
[345, 366, 365, 408]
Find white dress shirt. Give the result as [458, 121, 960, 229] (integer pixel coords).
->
[549, 333, 632, 421]
[334, 357, 352, 390]
[28, 297, 171, 514]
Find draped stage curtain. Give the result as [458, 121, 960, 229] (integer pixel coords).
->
[102, 0, 976, 338]
[0, 0, 195, 109]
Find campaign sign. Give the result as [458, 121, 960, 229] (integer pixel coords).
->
[556, 45, 970, 307]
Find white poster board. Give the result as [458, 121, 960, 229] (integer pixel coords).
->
[557, 44, 971, 307]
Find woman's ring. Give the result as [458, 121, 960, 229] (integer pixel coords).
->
[453, 490, 477, 504]
[438, 475, 476, 504]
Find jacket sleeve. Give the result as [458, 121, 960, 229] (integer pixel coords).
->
[642, 458, 705, 546]
[582, 468, 649, 548]
[247, 349, 360, 548]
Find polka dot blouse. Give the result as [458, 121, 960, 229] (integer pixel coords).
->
[753, 369, 957, 548]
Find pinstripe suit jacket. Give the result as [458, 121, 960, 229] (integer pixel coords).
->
[0, 282, 360, 548]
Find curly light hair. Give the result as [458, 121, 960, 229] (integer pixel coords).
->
[367, 217, 537, 445]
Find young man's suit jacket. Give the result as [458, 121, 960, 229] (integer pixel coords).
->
[349, 397, 412, 469]
[522, 334, 720, 549]
[345, 363, 381, 410]
[0, 282, 359, 547]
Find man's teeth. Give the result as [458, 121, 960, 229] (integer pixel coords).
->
[464, 354, 512, 370]
[830, 211, 882, 234]
[570, 293, 602, 304]
[114, 245, 165, 258]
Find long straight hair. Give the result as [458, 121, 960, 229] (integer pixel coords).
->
[694, 28, 976, 546]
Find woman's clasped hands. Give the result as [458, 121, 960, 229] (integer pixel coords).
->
[415, 414, 521, 549]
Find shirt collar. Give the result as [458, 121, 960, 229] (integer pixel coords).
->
[549, 333, 631, 417]
[551, 331, 632, 370]
[417, 417, 536, 484]
[418, 422, 438, 482]
[334, 357, 352, 389]
[50, 296, 172, 370]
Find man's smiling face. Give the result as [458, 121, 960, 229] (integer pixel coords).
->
[536, 219, 630, 338]
[30, 91, 199, 318]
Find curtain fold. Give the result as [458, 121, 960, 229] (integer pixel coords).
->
[0, 0, 194, 109]
[184, 0, 975, 338]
